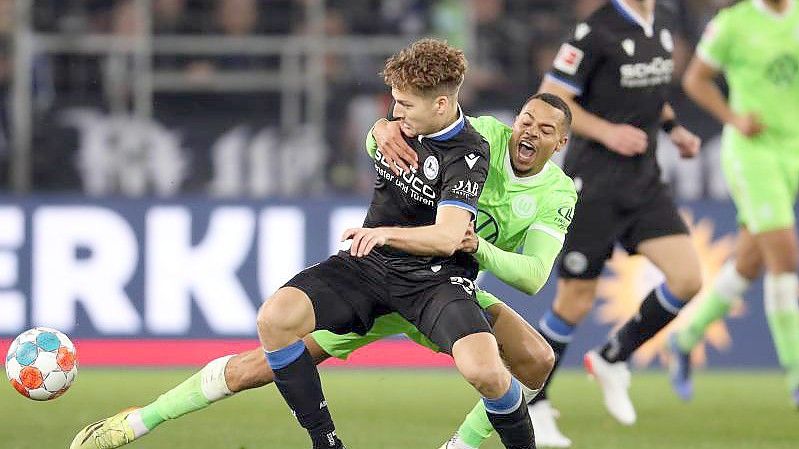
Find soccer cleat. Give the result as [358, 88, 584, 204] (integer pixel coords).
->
[438, 434, 476, 449]
[69, 408, 139, 449]
[529, 400, 572, 448]
[584, 350, 636, 425]
[667, 333, 694, 401]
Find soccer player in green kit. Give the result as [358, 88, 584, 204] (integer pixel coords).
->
[70, 93, 577, 449]
[669, 0, 799, 406]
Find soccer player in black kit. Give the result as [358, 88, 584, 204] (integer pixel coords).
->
[528, 1, 703, 445]
[256, 39, 537, 449]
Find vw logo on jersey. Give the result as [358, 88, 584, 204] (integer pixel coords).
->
[512, 194, 537, 218]
[423, 155, 439, 180]
[660, 29, 674, 53]
[475, 209, 499, 244]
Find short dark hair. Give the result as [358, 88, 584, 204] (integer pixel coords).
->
[525, 93, 572, 131]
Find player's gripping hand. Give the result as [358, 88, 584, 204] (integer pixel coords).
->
[669, 126, 701, 159]
[731, 113, 764, 138]
[600, 123, 648, 156]
[342, 227, 389, 257]
[373, 118, 418, 175]
[458, 222, 478, 254]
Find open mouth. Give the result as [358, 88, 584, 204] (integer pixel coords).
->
[517, 141, 537, 163]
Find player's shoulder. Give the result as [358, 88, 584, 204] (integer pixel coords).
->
[467, 115, 511, 135]
[543, 163, 578, 202]
[712, 1, 750, 24]
[456, 120, 491, 157]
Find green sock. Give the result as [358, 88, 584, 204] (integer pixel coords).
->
[677, 289, 733, 352]
[138, 371, 212, 431]
[456, 400, 494, 448]
[766, 310, 799, 389]
[764, 273, 799, 392]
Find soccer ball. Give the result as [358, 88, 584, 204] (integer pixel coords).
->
[5, 327, 78, 400]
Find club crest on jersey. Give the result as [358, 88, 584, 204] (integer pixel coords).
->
[423, 155, 439, 180]
[511, 194, 537, 218]
[464, 153, 481, 169]
[660, 29, 674, 53]
[621, 39, 635, 57]
[554, 43, 583, 75]
[452, 179, 480, 198]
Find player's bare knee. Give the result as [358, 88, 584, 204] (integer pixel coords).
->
[460, 364, 510, 398]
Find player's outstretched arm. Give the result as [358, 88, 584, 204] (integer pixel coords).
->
[539, 79, 647, 156]
[682, 56, 763, 137]
[342, 206, 471, 257]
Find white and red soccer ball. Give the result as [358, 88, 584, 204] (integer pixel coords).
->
[5, 327, 78, 400]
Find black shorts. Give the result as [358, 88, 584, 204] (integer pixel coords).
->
[558, 184, 688, 280]
[284, 251, 491, 353]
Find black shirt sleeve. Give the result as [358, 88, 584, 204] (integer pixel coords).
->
[547, 21, 605, 96]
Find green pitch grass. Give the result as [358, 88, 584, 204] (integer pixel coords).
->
[1, 369, 796, 449]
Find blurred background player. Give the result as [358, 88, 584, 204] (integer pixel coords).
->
[532, 0, 702, 443]
[670, 0, 799, 406]
[68, 93, 577, 449]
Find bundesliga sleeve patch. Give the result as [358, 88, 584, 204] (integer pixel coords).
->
[553, 43, 584, 76]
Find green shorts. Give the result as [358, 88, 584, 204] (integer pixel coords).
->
[721, 131, 799, 234]
[312, 289, 504, 360]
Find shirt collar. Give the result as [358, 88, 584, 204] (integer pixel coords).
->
[418, 105, 465, 142]
[611, 0, 655, 37]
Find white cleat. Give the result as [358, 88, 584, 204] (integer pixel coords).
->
[584, 350, 636, 425]
[529, 400, 572, 448]
[438, 434, 476, 449]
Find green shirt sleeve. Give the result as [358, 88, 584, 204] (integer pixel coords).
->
[365, 126, 378, 159]
[473, 229, 564, 296]
[697, 9, 733, 69]
[473, 184, 576, 296]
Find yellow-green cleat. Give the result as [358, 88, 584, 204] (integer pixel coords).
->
[69, 408, 139, 449]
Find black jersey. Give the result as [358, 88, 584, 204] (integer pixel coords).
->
[363, 108, 490, 269]
[547, 0, 676, 194]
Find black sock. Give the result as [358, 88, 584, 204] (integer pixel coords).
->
[484, 379, 536, 449]
[600, 284, 685, 363]
[267, 342, 343, 449]
[531, 310, 575, 405]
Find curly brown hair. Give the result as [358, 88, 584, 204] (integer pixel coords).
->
[381, 38, 467, 97]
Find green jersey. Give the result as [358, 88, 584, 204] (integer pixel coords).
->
[365, 115, 577, 295]
[698, 0, 799, 141]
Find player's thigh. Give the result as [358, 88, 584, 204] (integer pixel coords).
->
[722, 143, 797, 235]
[488, 302, 554, 388]
[558, 197, 617, 280]
[412, 280, 493, 355]
[310, 312, 431, 360]
[282, 254, 385, 335]
[752, 227, 799, 273]
[637, 234, 702, 299]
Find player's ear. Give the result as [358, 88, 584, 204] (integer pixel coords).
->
[433, 95, 449, 114]
[556, 134, 569, 152]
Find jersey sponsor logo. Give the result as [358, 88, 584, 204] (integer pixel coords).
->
[464, 153, 481, 169]
[766, 54, 798, 87]
[563, 251, 588, 275]
[619, 57, 673, 87]
[475, 209, 499, 244]
[374, 147, 436, 206]
[451, 179, 481, 199]
[660, 29, 674, 53]
[450, 276, 476, 295]
[621, 39, 635, 57]
[423, 155, 439, 180]
[511, 194, 537, 218]
[554, 43, 584, 76]
[575, 23, 591, 41]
